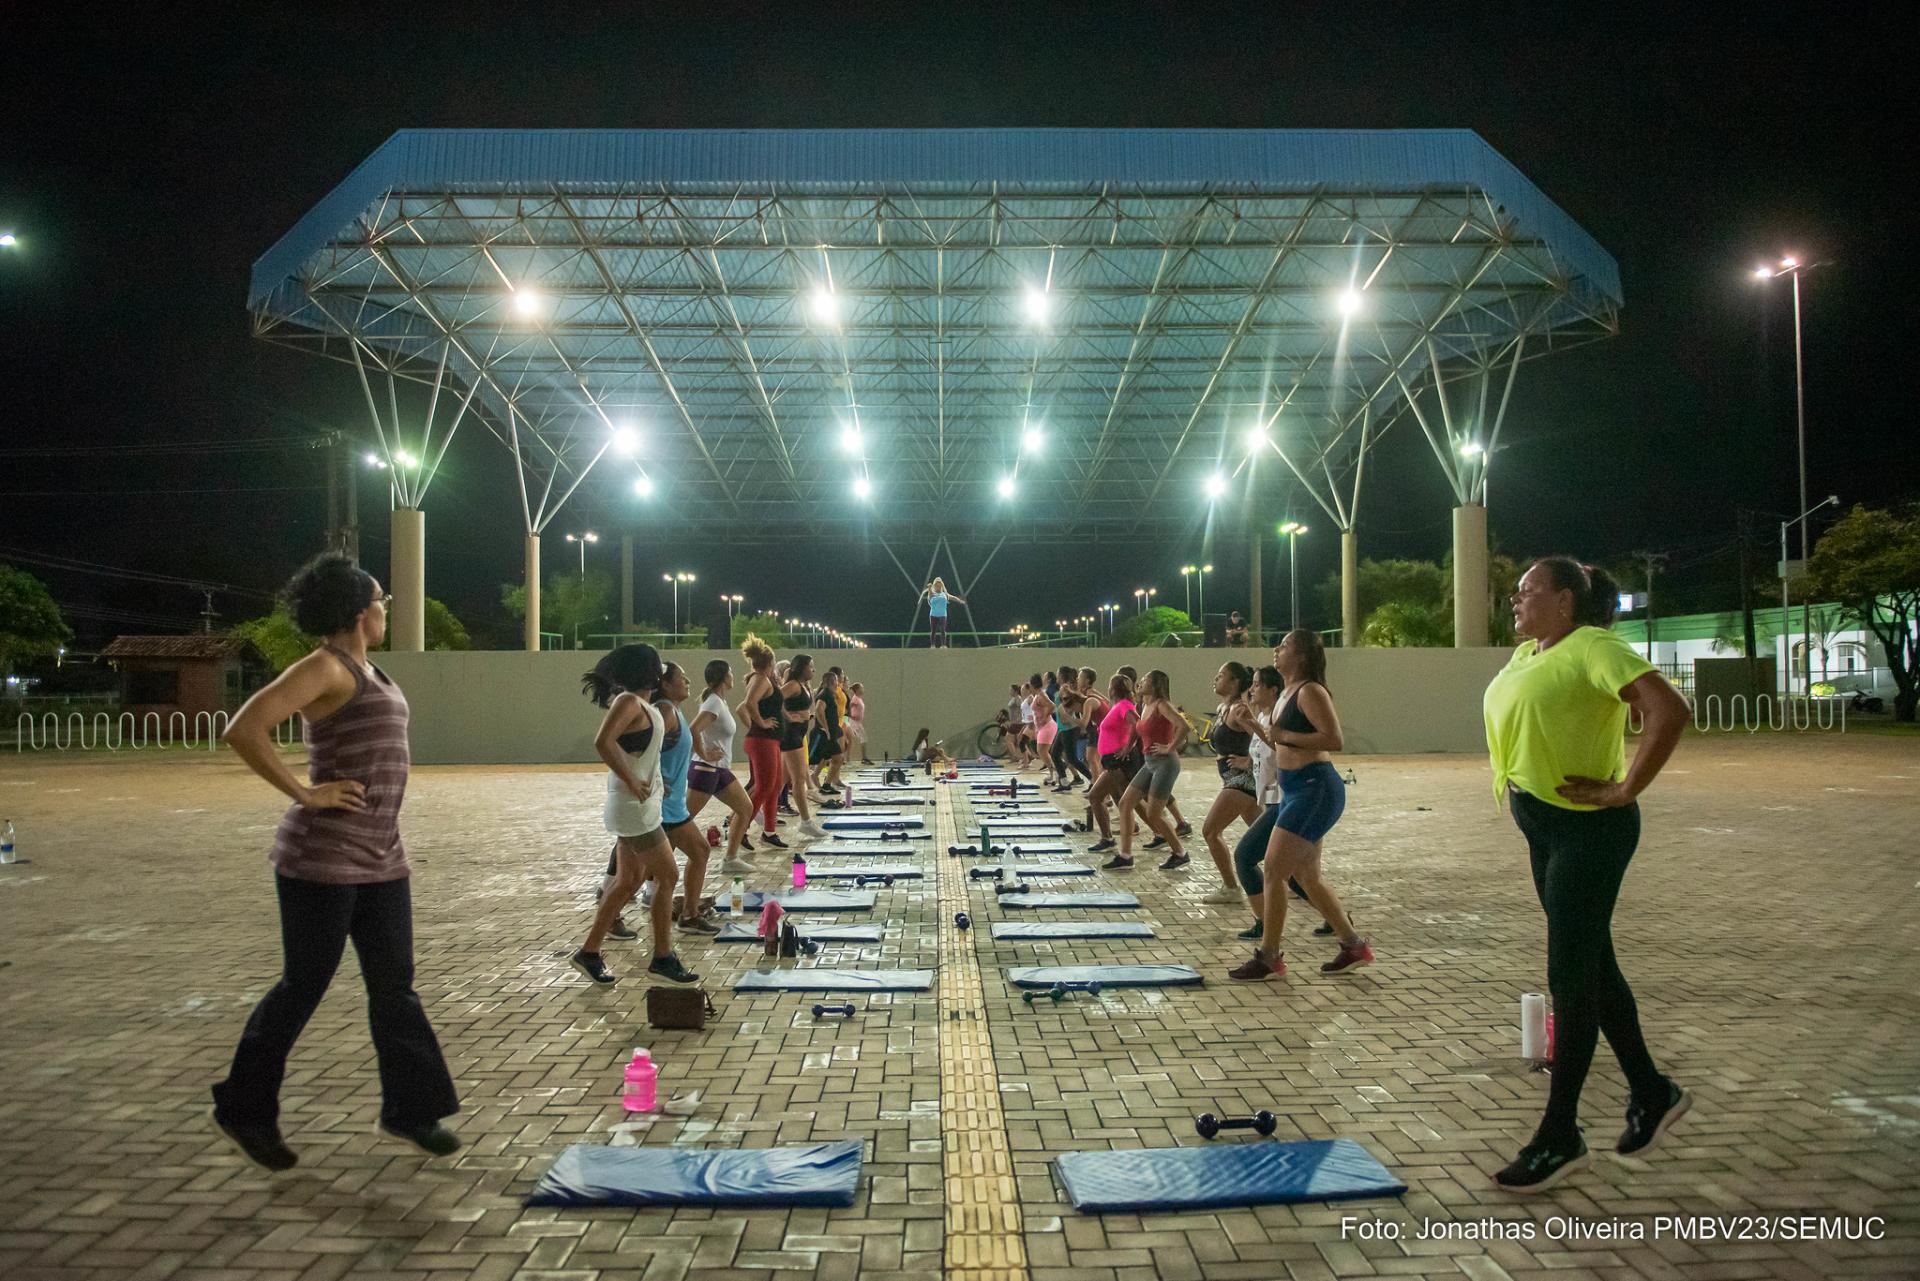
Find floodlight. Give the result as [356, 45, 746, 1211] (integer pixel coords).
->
[1459, 441, 1484, 457]
[1337, 288, 1364, 317]
[997, 475, 1016, 499]
[512, 287, 544, 318]
[840, 425, 863, 455]
[1754, 266, 1774, 279]
[1204, 473, 1227, 499]
[853, 476, 872, 500]
[611, 426, 639, 456]
[393, 450, 419, 468]
[364, 452, 386, 469]
[633, 475, 654, 497]
[1023, 286, 1050, 324]
[1245, 426, 1268, 454]
[0, 233, 16, 248]
[808, 286, 838, 325]
[1780, 256, 1798, 268]
[1021, 426, 1044, 455]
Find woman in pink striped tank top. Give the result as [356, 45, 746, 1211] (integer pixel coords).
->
[210, 554, 460, 1172]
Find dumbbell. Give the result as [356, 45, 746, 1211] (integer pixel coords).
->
[967, 865, 1004, 880]
[992, 880, 1030, 896]
[1194, 1110, 1278, 1140]
[854, 874, 896, 887]
[1021, 981, 1101, 1004]
[811, 1003, 855, 1019]
[947, 844, 974, 857]
[953, 911, 971, 931]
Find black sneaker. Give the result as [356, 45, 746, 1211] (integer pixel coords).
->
[375, 1118, 463, 1158]
[211, 1109, 298, 1172]
[1617, 1079, 1691, 1156]
[1175, 821, 1193, 837]
[1493, 1132, 1589, 1193]
[763, 832, 789, 849]
[1100, 855, 1136, 870]
[648, 952, 701, 984]
[1237, 920, 1264, 941]
[821, 785, 840, 795]
[741, 836, 756, 853]
[1158, 851, 1191, 870]
[607, 915, 638, 942]
[1144, 836, 1167, 849]
[1089, 838, 1116, 853]
[1314, 921, 1335, 937]
[571, 949, 616, 985]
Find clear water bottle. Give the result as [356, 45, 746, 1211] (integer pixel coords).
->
[730, 876, 745, 913]
[0, 819, 15, 865]
[622, 1048, 657, 1112]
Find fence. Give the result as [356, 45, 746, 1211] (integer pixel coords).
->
[13, 711, 304, 752]
[1629, 694, 1846, 735]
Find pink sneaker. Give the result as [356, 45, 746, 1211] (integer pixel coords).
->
[1228, 950, 1285, 982]
[1320, 938, 1374, 975]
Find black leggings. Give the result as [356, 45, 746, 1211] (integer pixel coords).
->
[1050, 728, 1091, 782]
[213, 874, 458, 1129]
[1232, 805, 1313, 904]
[1511, 789, 1665, 1144]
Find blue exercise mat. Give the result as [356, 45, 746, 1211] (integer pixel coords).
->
[973, 862, 1092, 877]
[1008, 964, 1202, 988]
[716, 922, 883, 943]
[826, 808, 918, 818]
[991, 922, 1156, 940]
[808, 843, 917, 857]
[527, 1140, 862, 1207]
[734, 968, 934, 992]
[1054, 1140, 1405, 1213]
[1000, 892, 1140, 909]
[807, 865, 923, 880]
[720, 889, 878, 912]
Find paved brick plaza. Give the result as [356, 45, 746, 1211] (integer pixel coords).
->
[1, 736, 1915, 1281]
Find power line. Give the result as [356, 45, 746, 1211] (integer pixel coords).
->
[0, 544, 276, 599]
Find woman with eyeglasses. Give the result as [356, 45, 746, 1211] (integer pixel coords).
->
[1481, 557, 1691, 1192]
[211, 554, 460, 1171]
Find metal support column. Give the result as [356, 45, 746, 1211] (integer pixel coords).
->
[524, 534, 542, 652]
[390, 507, 426, 653]
[1452, 504, 1489, 648]
[1341, 529, 1360, 647]
[1249, 527, 1264, 645]
[620, 535, 634, 632]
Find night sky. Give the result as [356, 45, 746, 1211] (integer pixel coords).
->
[5, 4, 1913, 647]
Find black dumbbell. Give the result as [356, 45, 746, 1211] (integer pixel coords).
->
[992, 880, 1030, 896]
[854, 874, 896, 887]
[1194, 1110, 1278, 1140]
[953, 911, 970, 930]
[811, 1003, 855, 1019]
[1021, 981, 1102, 1004]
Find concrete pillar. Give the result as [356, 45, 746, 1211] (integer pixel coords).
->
[389, 507, 425, 653]
[1341, 528, 1360, 647]
[523, 534, 542, 652]
[1452, 503, 1490, 648]
[620, 534, 634, 632]
[1249, 531, 1264, 644]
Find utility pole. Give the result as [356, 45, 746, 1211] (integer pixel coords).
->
[1634, 551, 1669, 665]
[200, 589, 220, 634]
[1735, 509, 1758, 661]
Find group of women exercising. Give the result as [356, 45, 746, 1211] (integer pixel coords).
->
[213, 550, 1691, 1197]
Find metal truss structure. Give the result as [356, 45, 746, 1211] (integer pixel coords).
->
[251, 130, 1621, 557]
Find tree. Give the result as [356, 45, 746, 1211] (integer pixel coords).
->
[0, 563, 73, 675]
[733, 613, 795, 652]
[1361, 600, 1453, 648]
[230, 605, 312, 672]
[1805, 503, 1920, 721]
[1111, 605, 1195, 648]
[422, 598, 471, 651]
[1315, 557, 1449, 646]
[500, 570, 616, 648]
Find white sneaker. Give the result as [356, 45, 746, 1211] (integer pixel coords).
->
[718, 857, 754, 875]
[800, 821, 829, 840]
[1201, 885, 1243, 905]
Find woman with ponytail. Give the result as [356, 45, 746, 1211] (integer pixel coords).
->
[1481, 557, 1691, 1192]
[739, 636, 788, 849]
[571, 644, 699, 988]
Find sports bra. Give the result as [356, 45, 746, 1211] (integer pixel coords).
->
[1136, 702, 1178, 750]
[616, 716, 655, 754]
[783, 683, 811, 711]
[1277, 683, 1323, 736]
[1210, 703, 1252, 756]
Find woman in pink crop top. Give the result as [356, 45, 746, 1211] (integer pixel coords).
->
[1110, 669, 1189, 870]
[1081, 673, 1139, 852]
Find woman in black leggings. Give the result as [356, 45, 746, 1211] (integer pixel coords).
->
[1049, 664, 1092, 790]
[1482, 556, 1691, 1192]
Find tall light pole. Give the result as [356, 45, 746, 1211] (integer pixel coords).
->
[1180, 566, 1196, 616]
[722, 593, 744, 620]
[1279, 522, 1309, 630]
[564, 529, 598, 577]
[1780, 494, 1839, 697]
[1198, 563, 1213, 622]
[663, 571, 695, 635]
[1755, 254, 1824, 668]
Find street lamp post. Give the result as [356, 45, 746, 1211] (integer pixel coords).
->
[1780, 494, 1839, 697]
[564, 530, 598, 577]
[1198, 563, 1212, 623]
[1755, 254, 1824, 678]
[663, 571, 695, 636]
[1180, 566, 1196, 616]
[1279, 522, 1310, 630]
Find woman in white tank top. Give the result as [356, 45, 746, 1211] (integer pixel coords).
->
[686, 658, 756, 873]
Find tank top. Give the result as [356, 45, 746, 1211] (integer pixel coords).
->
[848, 694, 865, 722]
[1136, 701, 1178, 750]
[604, 699, 665, 836]
[1210, 702, 1253, 756]
[1096, 697, 1137, 756]
[697, 691, 736, 763]
[271, 644, 411, 885]
[657, 704, 693, 825]
[749, 674, 782, 738]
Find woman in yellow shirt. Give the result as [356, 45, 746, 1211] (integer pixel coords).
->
[1481, 557, 1691, 1193]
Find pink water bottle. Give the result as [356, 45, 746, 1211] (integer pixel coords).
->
[622, 1049, 657, 1112]
[1544, 1013, 1556, 1064]
[791, 850, 807, 889]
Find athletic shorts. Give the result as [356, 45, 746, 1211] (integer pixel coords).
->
[664, 815, 698, 836]
[780, 723, 807, 752]
[1130, 751, 1180, 800]
[808, 731, 839, 766]
[1099, 750, 1139, 781]
[1276, 761, 1346, 843]
[1035, 720, 1057, 747]
[1216, 761, 1257, 798]
[687, 761, 738, 795]
[605, 828, 664, 871]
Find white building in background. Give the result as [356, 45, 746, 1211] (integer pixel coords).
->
[1611, 602, 1905, 701]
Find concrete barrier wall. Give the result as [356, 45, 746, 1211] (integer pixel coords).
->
[378, 646, 1515, 765]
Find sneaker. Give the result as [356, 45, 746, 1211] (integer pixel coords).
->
[800, 820, 829, 839]
[375, 1119, 463, 1159]
[1202, 885, 1242, 904]
[648, 952, 700, 984]
[211, 1109, 298, 1172]
[741, 836, 756, 853]
[1617, 1079, 1692, 1156]
[1320, 938, 1374, 975]
[718, 857, 754, 875]
[1100, 855, 1136, 870]
[1236, 920, 1264, 941]
[606, 915, 639, 942]
[677, 912, 721, 936]
[1175, 821, 1193, 837]
[1228, 949, 1284, 981]
[1158, 851, 1191, 870]
[570, 949, 616, 985]
[762, 832, 788, 849]
[1314, 921, 1335, 937]
[779, 802, 797, 816]
[1089, 838, 1116, 853]
[820, 784, 841, 795]
[1493, 1133, 1589, 1193]
[1144, 836, 1167, 850]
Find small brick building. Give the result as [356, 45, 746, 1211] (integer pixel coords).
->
[100, 635, 269, 722]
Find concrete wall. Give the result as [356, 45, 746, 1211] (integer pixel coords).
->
[379, 646, 1515, 766]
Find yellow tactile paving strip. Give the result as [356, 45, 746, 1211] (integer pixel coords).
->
[934, 780, 1029, 1281]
